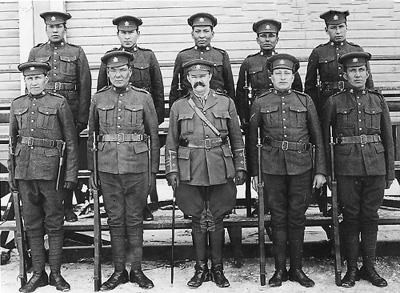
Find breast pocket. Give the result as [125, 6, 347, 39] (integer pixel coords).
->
[14, 108, 29, 129]
[132, 63, 151, 86]
[212, 111, 230, 132]
[364, 107, 382, 130]
[178, 112, 195, 134]
[97, 104, 115, 127]
[59, 55, 77, 76]
[124, 104, 143, 126]
[213, 61, 223, 75]
[289, 105, 307, 128]
[37, 107, 57, 129]
[35, 56, 51, 63]
[318, 55, 336, 71]
[336, 106, 355, 129]
[249, 66, 267, 87]
[261, 105, 279, 127]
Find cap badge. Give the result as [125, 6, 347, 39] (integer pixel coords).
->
[113, 57, 119, 63]
[266, 24, 271, 30]
[51, 16, 56, 21]
[279, 60, 285, 64]
[353, 58, 358, 63]
[333, 15, 339, 20]
[195, 65, 201, 70]
[124, 21, 130, 26]
[29, 67, 35, 71]
[199, 17, 204, 22]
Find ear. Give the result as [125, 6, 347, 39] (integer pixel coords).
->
[324, 26, 328, 33]
[276, 35, 279, 44]
[44, 75, 49, 84]
[343, 71, 349, 81]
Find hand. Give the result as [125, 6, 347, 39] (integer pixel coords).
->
[148, 173, 156, 194]
[385, 179, 394, 189]
[312, 174, 326, 190]
[251, 176, 258, 191]
[76, 122, 87, 134]
[166, 172, 179, 191]
[235, 170, 246, 185]
[8, 174, 17, 192]
[63, 181, 77, 190]
[89, 172, 99, 190]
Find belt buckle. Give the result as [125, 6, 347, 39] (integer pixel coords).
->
[54, 82, 61, 91]
[338, 81, 344, 91]
[360, 134, 367, 145]
[204, 138, 212, 149]
[281, 140, 288, 151]
[27, 137, 34, 147]
[117, 133, 124, 143]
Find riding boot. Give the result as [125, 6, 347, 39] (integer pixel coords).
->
[187, 231, 209, 288]
[269, 230, 288, 287]
[341, 230, 360, 288]
[209, 229, 229, 287]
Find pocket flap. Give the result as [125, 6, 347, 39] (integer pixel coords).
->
[221, 144, 233, 157]
[60, 55, 77, 62]
[318, 55, 336, 63]
[261, 105, 279, 113]
[38, 107, 57, 115]
[36, 56, 50, 62]
[133, 63, 150, 69]
[14, 107, 28, 115]
[289, 105, 307, 113]
[98, 104, 115, 111]
[374, 143, 385, 153]
[125, 104, 143, 112]
[44, 148, 59, 157]
[133, 142, 148, 154]
[249, 66, 263, 74]
[364, 107, 382, 115]
[212, 111, 231, 119]
[178, 147, 190, 159]
[213, 62, 223, 67]
[337, 107, 354, 114]
[178, 112, 195, 121]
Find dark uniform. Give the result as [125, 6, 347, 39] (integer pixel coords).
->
[8, 62, 78, 292]
[305, 10, 373, 116]
[322, 52, 394, 288]
[166, 60, 246, 288]
[88, 51, 159, 290]
[235, 19, 303, 125]
[28, 11, 92, 222]
[248, 54, 326, 288]
[169, 13, 235, 107]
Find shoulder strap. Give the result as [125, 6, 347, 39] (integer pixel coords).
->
[187, 97, 221, 137]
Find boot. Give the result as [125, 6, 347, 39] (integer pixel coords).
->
[19, 271, 48, 293]
[359, 229, 387, 287]
[143, 205, 154, 221]
[341, 231, 360, 288]
[49, 271, 71, 291]
[210, 264, 230, 288]
[100, 270, 129, 291]
[130, 269, 154, 289]
[187, 231, 209, 288]
[269, 230, 288, 287]
[288, 231, 315, 288]
[209, 229, 229, 287]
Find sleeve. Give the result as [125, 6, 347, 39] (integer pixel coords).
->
[77, 47, 92, 126]
[247, 99, 262, 176]
[165, 103, 180, 175]
[87, 96, 98, 171]
[59, 99, 79, 183]
[149, 52, 165, 125]
[305, 49, 319, 103]
[235, 60, 248, 123]
[96, 61, 109, 91]
[169, 54, 183, 108]
[306, 95, 326, 176]
[380, 98, 395, 180]
[227, 99, 246, 171]
[143, 95, 160, 173]
[222, 51, 235, 100]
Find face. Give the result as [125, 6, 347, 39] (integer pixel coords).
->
[191, 26, 214, 47]
[271, 68, 294, 91]
[46, 24, 66, 43]
[107, 64, 132, 88]
[117, 29, 140, 48]
[325, 23, 347, 42]
[25, 74, 48, 95]
[187, 70, 212, 95]
[344, 65, 369, 89]
[256, 32, 279, 51]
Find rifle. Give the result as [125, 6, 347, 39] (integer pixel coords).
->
[243, 70, 253, 217]
[91, 132, 102, 291]
[329, 126, 342, 286]
[55, 142, 66, 191]
[256, 128, 266, 286]
[170, 187, 176, 284]
[9, 137, 27, 286]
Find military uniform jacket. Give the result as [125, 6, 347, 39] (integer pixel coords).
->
[8, 92, 78, 182]
[97, 46, 165, 125]
[165, 89, 246, 186]
[28, 40, 92, 126]
[169, 46, 235, 107]
[305, 40, 374, 114]
[322, 88, 394, 180]
[236, 50, 303, 123]
[87, 85, 160, 174]
[248, 89, 326, 176]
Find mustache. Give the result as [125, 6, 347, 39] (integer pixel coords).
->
[194, 81, 206, 88]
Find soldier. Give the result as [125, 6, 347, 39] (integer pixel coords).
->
[97, 15, 165, 221]
[305, 10, 373, 116]
[169, 12, 235, 107]
[248, 54, 326, 288]
[8, 62, 78, 292]
[88, 51, 159, 290]
[322, 52, 394, 288]
[165, 59, 246, 288]
[28, 11, 92, 222]
[236, 19, 303, 126]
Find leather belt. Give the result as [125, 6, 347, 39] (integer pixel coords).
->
[18, 136, 64, 148]
[263, 136, 311, 152]
[46, 82, 77, 91]
[180, 137, 227, 149]
[335, 134, 381, 145]
[321, 81, 345, 91]
[99, 133, 147, 143]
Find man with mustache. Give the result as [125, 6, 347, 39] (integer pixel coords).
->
[28, 11, 91, 223]
[322, 52, 394, 288]
[166, 59, 246, 288]
[97, 15, 165, 222]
